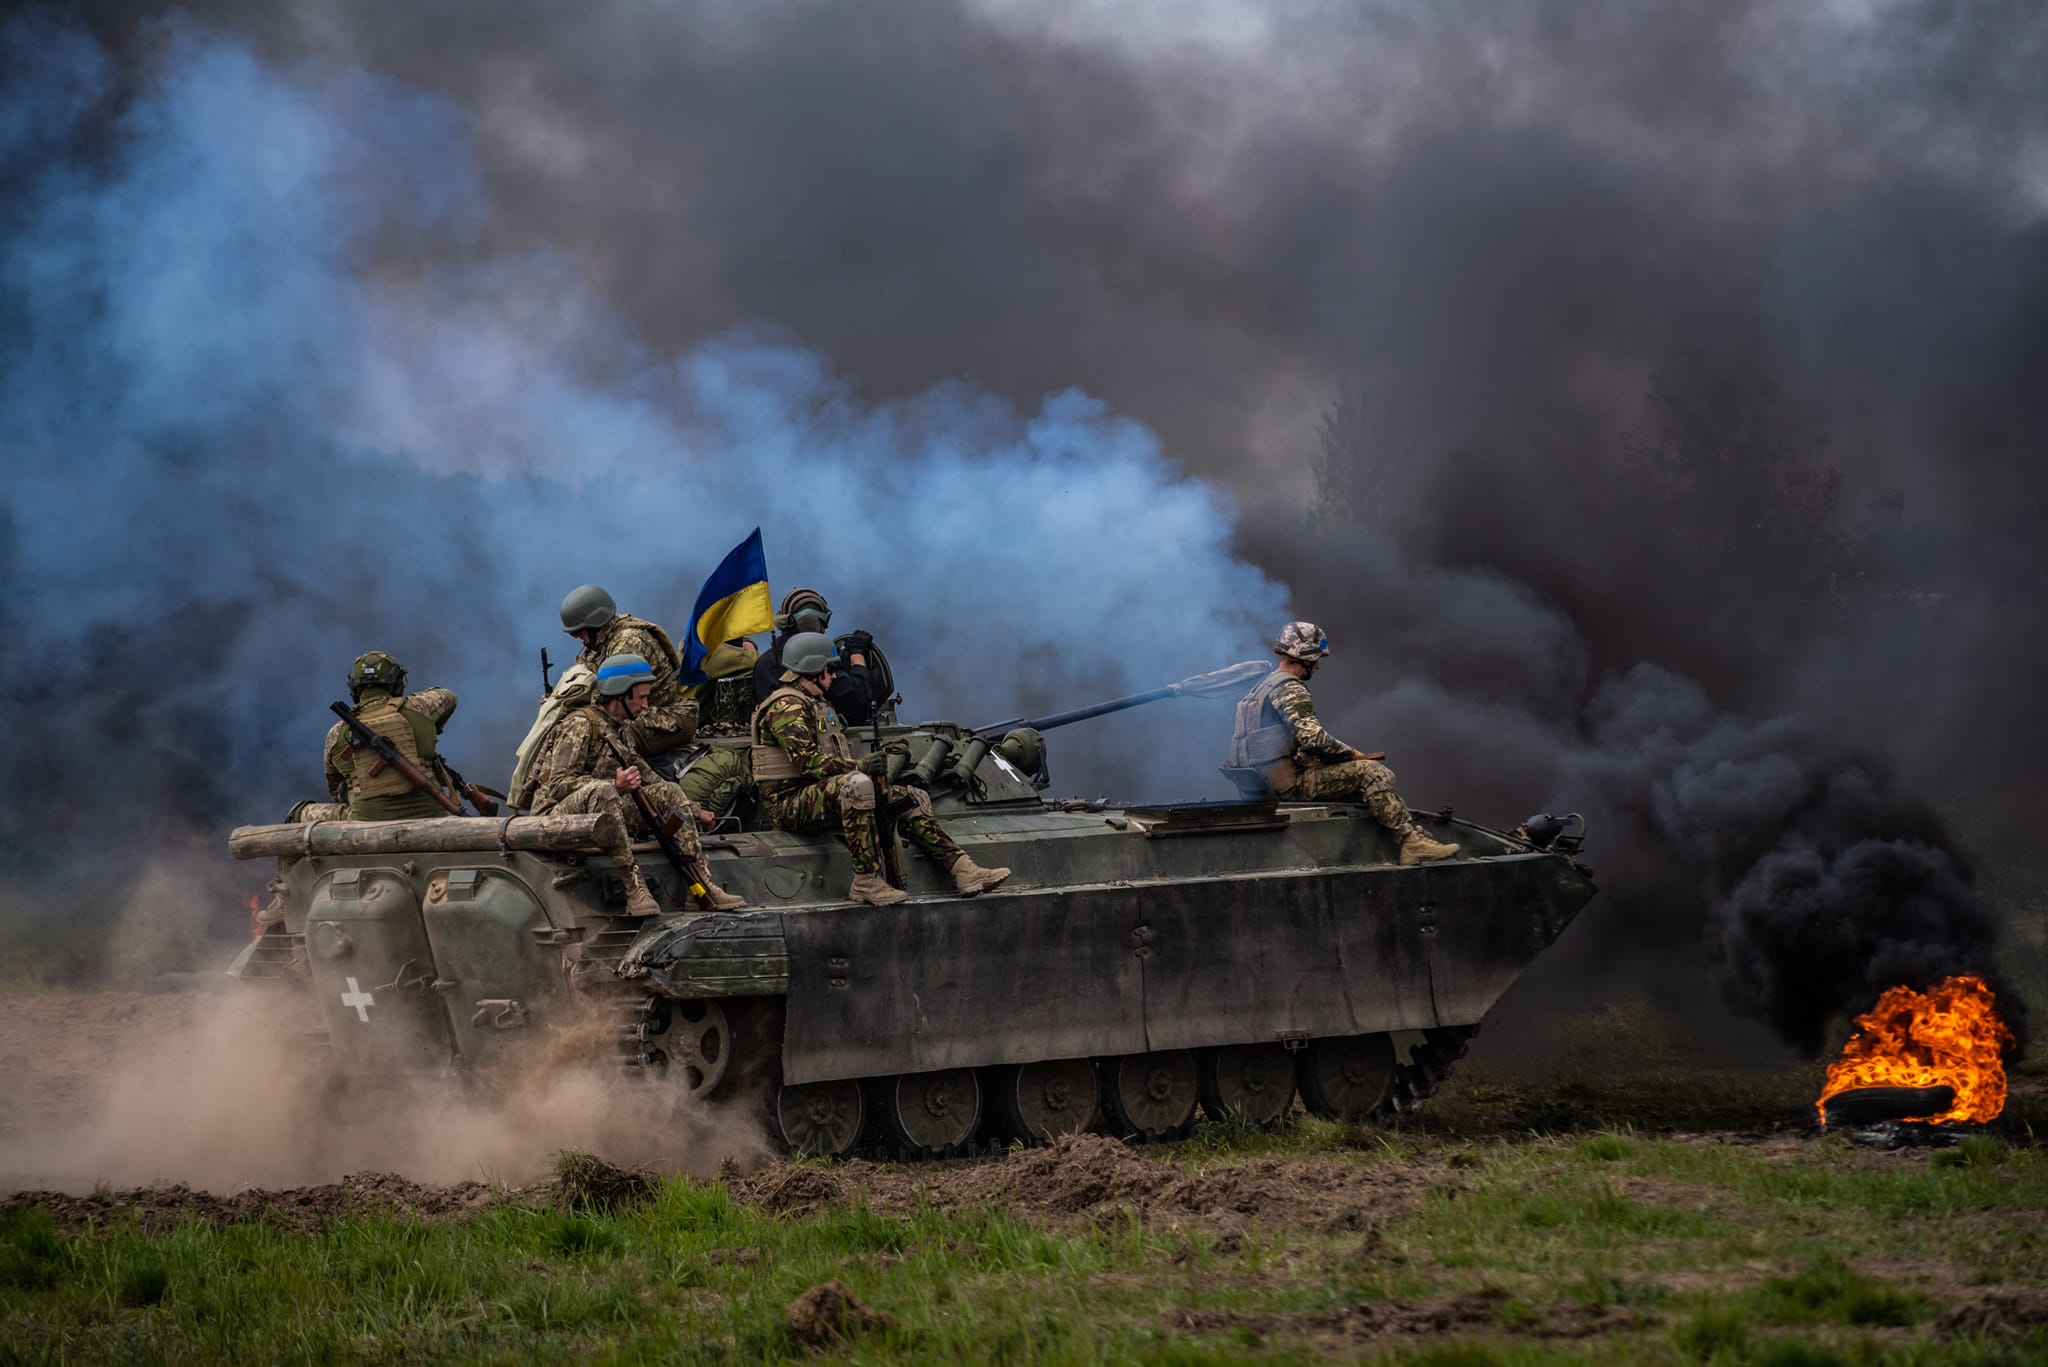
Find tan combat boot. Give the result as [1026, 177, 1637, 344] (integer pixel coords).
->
[691, 867, 747, 912]
[1398, 826, 1460, 866]
[849, 872, 907, 906]
[950, 854, 1012, 896]
[619, 861, 661, 916]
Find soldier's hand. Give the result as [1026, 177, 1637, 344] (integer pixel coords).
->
[859, 751, 889, 779]
[698, 808, 717, 828]
[614, 765, 644, 794]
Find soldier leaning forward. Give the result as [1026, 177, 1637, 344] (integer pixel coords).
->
[322, 652, 461, 821]
[529, 653, 745, 917]
[558, 584, 697, 757]
[750, 632, 1008, 907]
[1230, 622, 1459, 867]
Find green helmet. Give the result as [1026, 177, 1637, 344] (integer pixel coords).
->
[595, 653, 655, 698]
[560, 584, 618, 633]
[780, 631, 838, 677]
[348, 651, 406, 700]
[996, 727, 1045, 774]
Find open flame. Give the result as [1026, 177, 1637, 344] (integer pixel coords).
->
[1817, 974, 2013, 1124]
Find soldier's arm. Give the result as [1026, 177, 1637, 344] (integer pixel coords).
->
[407, 688, 458, 731]
[530, 713, 598, 812]
[323, 724, 350, 803]
[764, 699, 855, 781]
[1274, 680, 1355, 762]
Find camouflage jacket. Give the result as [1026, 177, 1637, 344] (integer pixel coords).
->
[753, 689, 855, 792]
[323, 687, 459, 819]
[576, 613, 681, 705]
[1271, 677, 1354, 765]
[528, 705, 647, 814]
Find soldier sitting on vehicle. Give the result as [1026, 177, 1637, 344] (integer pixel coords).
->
[322, 652, 463, 822]
[559, 584, 697, 756]
[684, 637, 762, 738]
[1230, 622, 1459, 867]
[751, 588, 884, 726]
[751, 633, 1009, 906]
[528, 653, 745, 917]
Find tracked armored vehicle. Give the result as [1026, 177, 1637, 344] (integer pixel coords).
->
[228, 670, 1596, 1157]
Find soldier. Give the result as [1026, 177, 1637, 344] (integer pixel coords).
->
[751, 632, 1009, 906]
[751, 587, 881, 725]
[684, 637, 763, 737]
[559, 584, 697, 756]
[1230, 622, 1460, 866]
[321, 652, 462, 821]
[529, 653, 746, 916]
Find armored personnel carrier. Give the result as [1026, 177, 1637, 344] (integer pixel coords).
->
[228, 666, 1595, 1157]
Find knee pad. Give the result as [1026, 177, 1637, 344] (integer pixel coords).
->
[837, 771, 877, 811]
[899, 787, 934, 818]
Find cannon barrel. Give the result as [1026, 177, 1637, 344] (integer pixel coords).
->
[974, 659, 1269, 738]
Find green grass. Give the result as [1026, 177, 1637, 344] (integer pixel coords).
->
[6, 1123, 2045, 1366]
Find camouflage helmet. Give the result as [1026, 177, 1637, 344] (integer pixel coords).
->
[780, 631, 839, 677]
[777, 586, 831, 631]
[996, 727, 1045, 774]
[560, 584, 618, 634]
[1274, 621, 1329, 663]
[348, 651, 406, 699]
[595, 653, 655, 698]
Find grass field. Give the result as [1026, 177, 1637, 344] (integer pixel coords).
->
[6, 1077, 2047, 1367]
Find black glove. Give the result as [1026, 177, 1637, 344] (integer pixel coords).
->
[845, 629, 876, 659]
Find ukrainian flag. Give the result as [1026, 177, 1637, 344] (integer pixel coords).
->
[680, 528, 774, 684]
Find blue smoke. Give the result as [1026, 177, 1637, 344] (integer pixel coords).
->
[0, 14, 1286, 877]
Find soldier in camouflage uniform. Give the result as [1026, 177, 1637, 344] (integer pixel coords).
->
[1230, 623, 1459, 866]
[750, 632, 1009, 907]
[559, 584, 697, 757]
[530, 653, 746, 916]
[684, 638, 764, 738]
[322, 652, 462, 821]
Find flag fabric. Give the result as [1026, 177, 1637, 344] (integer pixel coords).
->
[680, 528, 774, 684]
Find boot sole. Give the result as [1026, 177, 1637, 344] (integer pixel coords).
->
[955, 870, 1012, 896]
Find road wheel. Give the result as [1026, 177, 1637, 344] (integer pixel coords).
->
[997, 1058, 1098, 1142]
[776, 1079, 865, 1157]
[1198, 1043, 1297, 1127]
[878, 1068, 982, 1154]
[1297, 1033, 1396, 1121]
[1102, 1050, 1199, 1141]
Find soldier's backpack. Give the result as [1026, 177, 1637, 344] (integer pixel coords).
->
[508, 662, 596, 809]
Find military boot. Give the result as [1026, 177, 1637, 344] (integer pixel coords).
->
[1398, 826, 1460, 866]
[255, 876, 289, 928]
[689, 863, 747, 911]
[618, 861, 661, 916]
[849, 872, 907, 907]
[950, 854, 1012, 896]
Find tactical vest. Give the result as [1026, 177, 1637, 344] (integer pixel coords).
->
[749, 685, 850, 784]
[1229, 669, 1299, 769]
[698, 675, 759, 734]
[335, 695, 445, 817]
[586, 614, 682, 701]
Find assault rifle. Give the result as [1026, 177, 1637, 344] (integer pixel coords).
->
[328, 701, 464, 816]
[597, 727, 708, 903]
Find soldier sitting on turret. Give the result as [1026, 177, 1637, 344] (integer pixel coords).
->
[558, 584, 697, 757]
[528, 653, 746, 917]
[750, 633, 1008, 907]
[1230, 622, 1459, 867]
[751, 588, 883, 726]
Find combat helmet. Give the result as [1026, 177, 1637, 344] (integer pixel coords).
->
[777, 587, 831, 633]
[348, 651, 407, 700]
[1274, 622, 1329, 663]
[561, 584, 618, 634]
[780, 631, 838, 678]
[595, 653, 654, 698]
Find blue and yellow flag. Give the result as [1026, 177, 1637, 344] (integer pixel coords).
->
[680, 528, 774, 684]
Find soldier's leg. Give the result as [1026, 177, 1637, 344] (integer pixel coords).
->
[888, 787, 1011, 895]
[764, 777, 888, 880]
[1299, 759, 1458, 865]
[822, 772, 903, 906]
[642, 776, 744, 909]
[552, 780, 662, 913]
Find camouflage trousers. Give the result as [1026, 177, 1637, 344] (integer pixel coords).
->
[764, 774, 965, 878]
[546, 776, 706, 869]
[1278, 758, 1413, 832]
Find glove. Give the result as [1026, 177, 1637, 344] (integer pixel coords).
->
[845, 629, 876, 659]
[859, 751, 890, 779]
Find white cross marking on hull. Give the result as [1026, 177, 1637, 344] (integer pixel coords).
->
[340, 977, 375, 1022]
